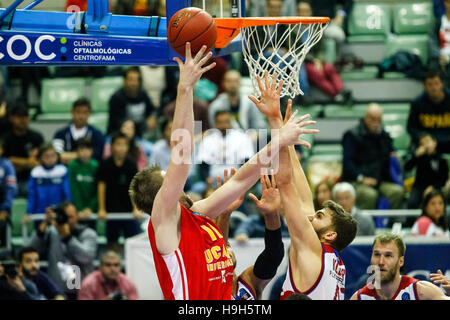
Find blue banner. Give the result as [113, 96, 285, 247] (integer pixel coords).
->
[0, 31, 172, 65]
[341, 241, 450, 299]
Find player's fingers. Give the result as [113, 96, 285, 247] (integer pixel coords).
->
[277, 79, 284, 96]
[193, 45, 207, 63]
[288, 109, 299, 122]
[298, 120, 316, 128]
[223, 169, 229, 184]
[185, 42, 192, 60]
[264, 175, 271, 189]
[270, 169, 276, 188]
[301, 129, 320, 135]
[248, 95, 261, 107]
[173, 56, 183, 68]
[248, 193, 259, 204]
[271, 72, 278, 91]
[198, 50, 212, 67]
[201, 61, 216, 73]
[296, 140, 312, 149]
[216, 175, 222, 188]
[230, 167, 237, 178]
[294, 113, 311, 124]
[284, 99, 292, 124]
[264, 70, 270, 90]
[260, 175, 267, 191]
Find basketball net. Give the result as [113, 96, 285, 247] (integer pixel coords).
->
[241, 21, 328, 99]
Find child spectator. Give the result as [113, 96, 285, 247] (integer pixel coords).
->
[405, 133, 449, 209]
[27, 144, 71, 215]
[0, 138, 17, 247]
[412, 188, 449, 237]
[68, 137, 98, 222]
[103, 119, 148, 171]
[97, 132, 141, 250]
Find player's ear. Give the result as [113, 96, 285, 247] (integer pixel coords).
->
[399, 256, 404, 268]
[323, 230, 337, 243]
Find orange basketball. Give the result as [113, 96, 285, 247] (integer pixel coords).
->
[167, 7, 217, 57]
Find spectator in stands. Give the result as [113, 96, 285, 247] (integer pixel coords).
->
[404, 133, 449, 209]
[411, 188, 449, 237]
[17, 247, 66, 300]
[0, 138, 17, 249]
[342, 103, 404, 210]
[297, 0, 352, 105]
[313, 179, 334, 211]
[107, 67, 157, 139]
[195, 110, 255, 191]
[147, 118, 172, 171]
[52, 98, 105, 165]
[68, 137, 98, 222]
[163, 95, 210, 134]
[0, 261, 41, 300]
[114, 0, 162, 16]
[0, 94, 10, 137]
[208, 70, 267, 138]
[429, 0, 450, 86]
[103, 119, 148, 171]
[28, 201, 97, 299]
[27, 144, 71, 215]
[332, 182, 375, 236]
[407, 69, 450, 154]
[97, 132, 141, 251]
[78, 250, 139, 300]
[2, 104, 43, 197]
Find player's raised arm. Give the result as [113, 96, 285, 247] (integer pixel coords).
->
[149, 44, 216, 255]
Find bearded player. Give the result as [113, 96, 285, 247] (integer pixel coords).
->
[129, 44, 318, 300]
[351, 233, 450, 300]
[249, 72, 358, 300]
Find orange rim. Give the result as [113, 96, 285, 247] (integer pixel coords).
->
[214, 16, 330, 48]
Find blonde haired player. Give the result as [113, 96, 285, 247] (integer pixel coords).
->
[351, 233, 450, 300]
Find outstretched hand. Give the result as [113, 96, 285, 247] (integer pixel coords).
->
[248, 71, 284, 121]
[173, 43, 216, 90]
[249, 174, 281, 216]
[278, 105, 319, 149]
[217, 168, 245, 215]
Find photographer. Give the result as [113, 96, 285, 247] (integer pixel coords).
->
[0, 260, 41, 300]
[78, 251, 138, 300]
[27, 201, 97, 299]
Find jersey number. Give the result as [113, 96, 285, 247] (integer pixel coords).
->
[201, 223, 223, 241]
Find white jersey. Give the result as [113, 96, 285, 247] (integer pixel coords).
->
[281, 243, 346, 300]
[357, 275, 419, 300]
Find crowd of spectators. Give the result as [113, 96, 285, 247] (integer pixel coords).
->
[0, 0, 450, 300]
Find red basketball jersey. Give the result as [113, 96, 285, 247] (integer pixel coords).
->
[357, 275, 420, 300]
[148, 204, 234, 300]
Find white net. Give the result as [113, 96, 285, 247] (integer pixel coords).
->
[241, 21, 329, 99]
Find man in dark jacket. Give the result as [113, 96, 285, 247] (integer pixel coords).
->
[342, 103, 404, 209]
[407, 70, 450, 154]
[107, 67, 157, 138]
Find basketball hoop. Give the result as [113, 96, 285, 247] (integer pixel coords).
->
[214, 17, 330, 99]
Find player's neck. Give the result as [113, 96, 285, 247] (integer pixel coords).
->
[377, 274, 402, 300]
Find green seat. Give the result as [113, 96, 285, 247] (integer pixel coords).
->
[323, 105, 365, 119]
[393, 2, 433, 35]
[383, 113, 409, 126]
[90, 77, 123, 113]
[347, 3, 391, 42]
[38, 78, 87, 120]
[312, 144, 343, 156]
[11, 198, 30, 238]
[88, 113, 109, 133]
[293, 104, 323, 119]
[384, 34, 429, 66]
[340, 66, 379, 81]
[353, 103, 410, 116]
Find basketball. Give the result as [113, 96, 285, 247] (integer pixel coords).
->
[167, 7, 217, 57]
